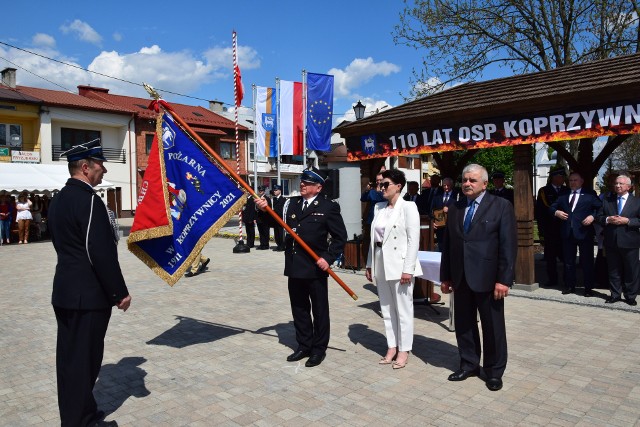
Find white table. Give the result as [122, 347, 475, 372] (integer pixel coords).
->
[416, 251, 454, 331]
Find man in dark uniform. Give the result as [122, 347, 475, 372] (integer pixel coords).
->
[241, 195, 257, 248]
[270, 184, 287, 251]
[255, 186, 271, 250]
[48, 140, 131, 427]
[256, 169, 347, 367]
[535, 169, 570, 287]
[489, 171, 514, 204]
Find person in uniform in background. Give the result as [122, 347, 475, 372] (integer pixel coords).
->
[417, 174, 441, 216]
[241, 195, 257, 248]
[431, 177, 459, 251]
[489, 171, 514, 205]
[360, 173, 385, 262]
[403, 181, 420, 202]
[535, 169, 570, 288]
[48, 140, 131, 427]
[270, 184, 286, 251]
[255, 186, 272, 250]
[256, 169, 347, 367]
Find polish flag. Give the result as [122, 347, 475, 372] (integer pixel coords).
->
[279, 80, 303, 156]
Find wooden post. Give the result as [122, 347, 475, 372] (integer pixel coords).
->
[513, 145, 538, 290]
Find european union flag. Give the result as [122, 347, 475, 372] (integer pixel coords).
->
[307, 72, 334, 151]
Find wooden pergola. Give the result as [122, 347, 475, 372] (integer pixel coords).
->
[337, 53, 640, 290]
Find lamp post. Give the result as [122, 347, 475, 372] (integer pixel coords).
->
[353, 100, 366, 120]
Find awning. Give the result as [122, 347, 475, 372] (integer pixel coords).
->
[0, 163, 115, 194]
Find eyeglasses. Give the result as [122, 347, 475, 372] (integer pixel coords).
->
[380, 181, 398, 190]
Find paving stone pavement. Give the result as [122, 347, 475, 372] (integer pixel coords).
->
[1, 237, 640, 426]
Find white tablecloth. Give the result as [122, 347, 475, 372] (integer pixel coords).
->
[417, 251, 441, 283]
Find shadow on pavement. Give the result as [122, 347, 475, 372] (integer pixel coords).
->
[146, 316, 244, 348]
[95, 356, 150, 416]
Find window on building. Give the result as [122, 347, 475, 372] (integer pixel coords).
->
[0, 123, 22, 148]
[249, 141, 267, 162]
[61, 127, 101, 151]
[145, 133, 154, 154]
[220, 142, 236, 160]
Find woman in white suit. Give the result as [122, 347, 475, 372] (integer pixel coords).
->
[366, 169, 423, 369]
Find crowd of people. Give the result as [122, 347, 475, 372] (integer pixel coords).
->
[0, 191, 50, 245]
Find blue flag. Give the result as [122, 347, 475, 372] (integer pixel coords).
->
[306, 72, 334, 151]
[128, 112, 246, 286]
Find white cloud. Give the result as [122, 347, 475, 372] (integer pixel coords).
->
[203, 45, 260, 70]
[32, 33, 56, 48]
[335, 98, 394, 123]
[328, 57, 400, 98]
[113, 32, 123, 42]
[60, 20, 103, 46]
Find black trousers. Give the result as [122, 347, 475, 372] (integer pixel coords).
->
[606, 245, 640, 300]
[273, 223, 284, 248]
[288, 276, 330, 355]
[563, 234, 595, 291]
[243, 221, 255, 247]
[453, 279, 507, 379]
[54, 306, 111, 427]
[257, 222, 270, 248]
[543, 235, 563, 285]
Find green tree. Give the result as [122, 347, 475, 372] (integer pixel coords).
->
[394, 0, 640, 188]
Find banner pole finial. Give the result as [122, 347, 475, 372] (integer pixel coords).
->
[143, 83, 161, 100]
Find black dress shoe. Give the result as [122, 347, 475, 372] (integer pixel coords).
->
[286, 350, 310, 362]
[256, 246, 268, 250]
[561, 288, 575, 295]
[584, 290, 594, 297]
[92, 421, 118, 427]
[626, 298, 637, 306]
[447, 368, 479, 381]
[305, 353, 325, 367]
[486, 377, 503, 391]
[605, 297, 621, 304]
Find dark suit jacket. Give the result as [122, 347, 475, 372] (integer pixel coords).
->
[489, 187, 514, 204]
[550, 189, 601, 240]
[535, 184, 570, 235]
[430, 188, 461, 214]
[403, 193, 420, 202]
[284, 195, 347, 279]
[242, 196, 256, 223]
[271, 195, 287, 224]
[49, 178, 129, 310]
[440, 192, 517, 292]
[597, 193, 640, 248]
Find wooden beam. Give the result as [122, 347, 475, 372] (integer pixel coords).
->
[513, 145, 538, 290]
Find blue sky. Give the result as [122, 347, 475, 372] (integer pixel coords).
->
[0, 1, 441, 124]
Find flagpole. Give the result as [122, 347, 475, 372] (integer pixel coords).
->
[302, 69, 307, 168]
[252, 84, 257, 192]
[275, 77, 281, 186]
[232, 30, 249, 253]
[148, 93, 357, 300]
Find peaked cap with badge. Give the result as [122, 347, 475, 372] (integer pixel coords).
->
[60, 138, 107, 162]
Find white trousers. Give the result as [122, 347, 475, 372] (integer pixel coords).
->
[374, 247, 414, 351]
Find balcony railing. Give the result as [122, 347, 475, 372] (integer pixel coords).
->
[52, 145, 127, 163]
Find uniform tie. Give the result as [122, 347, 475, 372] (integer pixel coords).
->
[463, 200, 476, 233]
[302, 200, 308, 212]
[444, 193, 449, 204]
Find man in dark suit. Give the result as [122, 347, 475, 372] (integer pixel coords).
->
[430, 177, 459, 251]
[241, 196, 256, 248]
[597, 175, 640, 305]
[489, 171, 514, 204]
[440, 164, 516, 392]
[416, 174, 441, 216]
[48, 140, 131, 427]
[403, 181, 420, 202]
[256, 168, 347, 367]
[255, 186, 271, 250]
[550, 171, 602, 296]
[535, 169, 570, 287]
[270, 184, 287, 251]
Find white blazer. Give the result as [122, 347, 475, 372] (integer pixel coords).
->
[366, 197, 423, 281]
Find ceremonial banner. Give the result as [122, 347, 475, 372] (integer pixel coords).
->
[255, 86, 277, 157]
[306, 72, 334, 151]
[128, 111, 246, 285]
[346, 99, 640, 161]
[279, 80, 304, 155]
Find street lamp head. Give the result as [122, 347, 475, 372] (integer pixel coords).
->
[353, 100, 366, 120]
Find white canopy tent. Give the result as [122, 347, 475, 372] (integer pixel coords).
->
[0, 163, 115, 195]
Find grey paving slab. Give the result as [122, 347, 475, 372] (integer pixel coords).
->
[0, 236, 639, 426]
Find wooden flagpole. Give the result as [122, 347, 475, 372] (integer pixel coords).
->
[144, 85, 358, 301]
